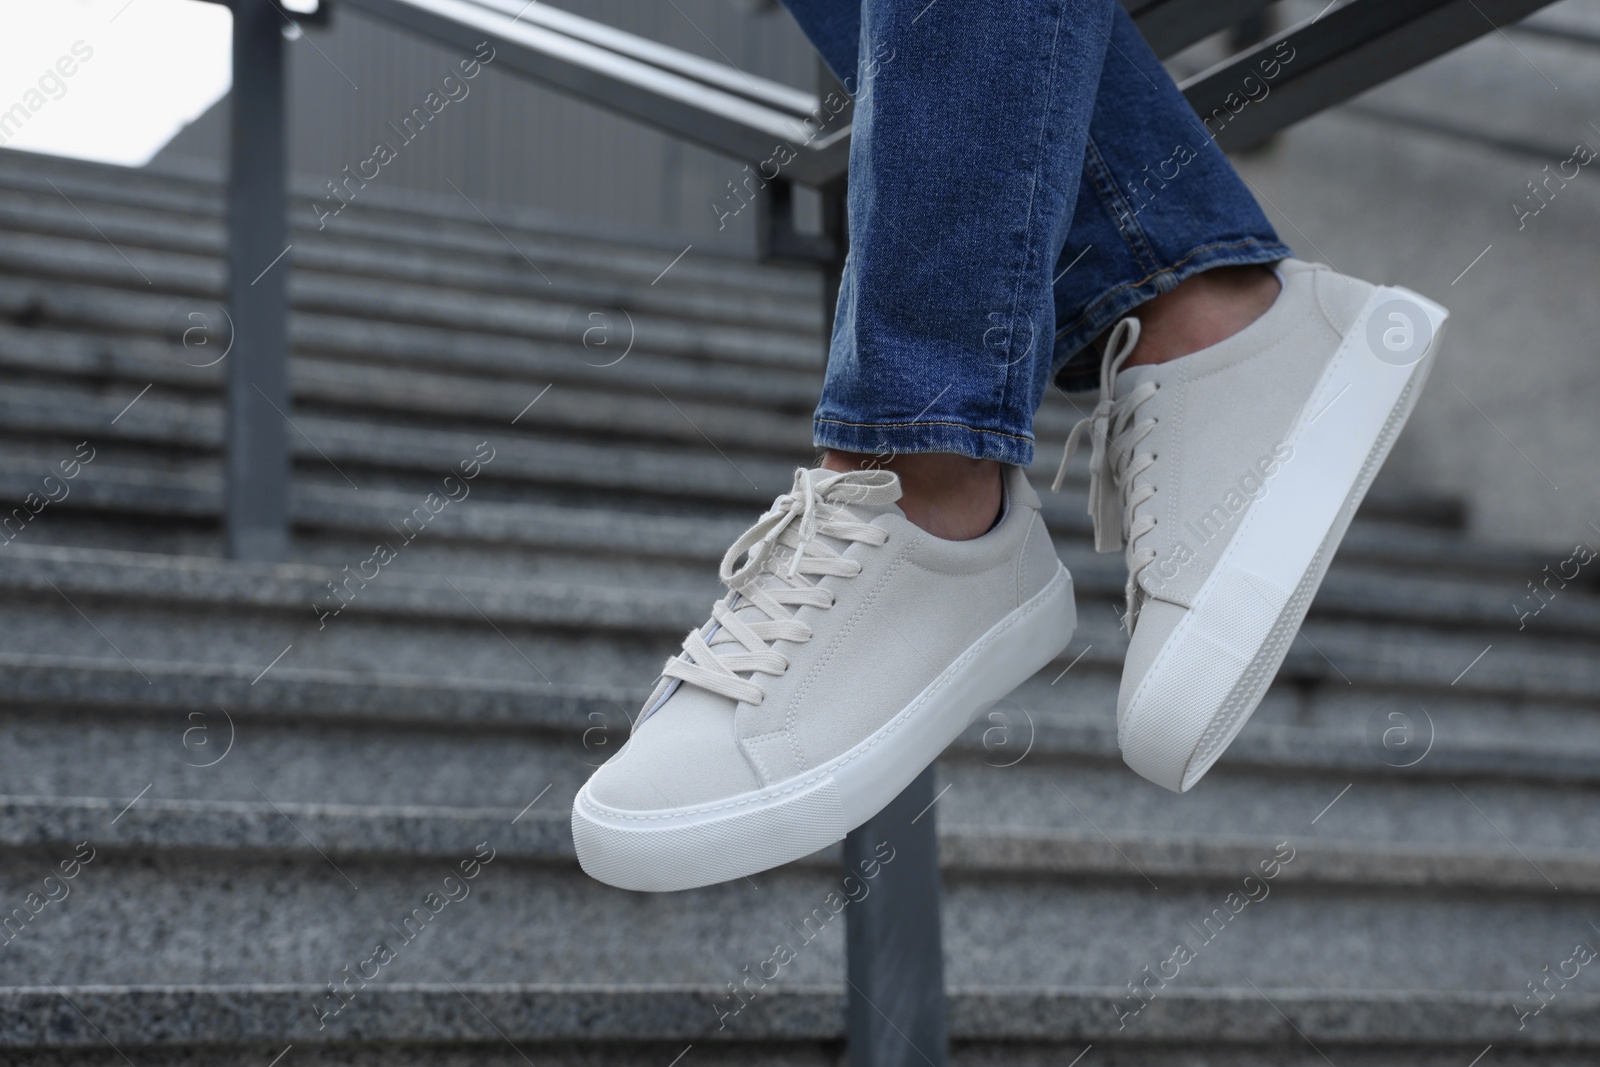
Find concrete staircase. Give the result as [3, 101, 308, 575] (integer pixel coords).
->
[2, 146, 1599, 1067]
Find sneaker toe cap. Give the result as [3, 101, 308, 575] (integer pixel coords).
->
[582, 687, 763, 814]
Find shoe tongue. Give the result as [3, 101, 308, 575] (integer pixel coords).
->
[751, 466, 897, 578]
[725, 466, 898, 622]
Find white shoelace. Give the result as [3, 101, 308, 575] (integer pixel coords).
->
[1051, 317, 1161, 630]
[657, 468, 898, 708]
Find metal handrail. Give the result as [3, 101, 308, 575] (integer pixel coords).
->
[1184, 0, 1562, 151]
[1129, 0, 1278, 58]
[460, 0, 818, 114]
[339, 0, 853, 185]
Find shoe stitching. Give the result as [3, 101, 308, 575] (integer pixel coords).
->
[1082, 136, 1160, 273]
[1014, 511, 1037, 610]
[814, 416, 1036, 446]
[992, 0, 1076, 436]
[782, 548, 909, 773]
[1161, 360, 1189, 606]
[747, 514, 1029, 773]
[733, 525, 905, 778]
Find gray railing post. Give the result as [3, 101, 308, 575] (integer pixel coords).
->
[225, 0, 292, 561]
[843, 766, 949, 1067]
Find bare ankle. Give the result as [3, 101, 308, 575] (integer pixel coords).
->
[821, 450, 1002, 541]
[1115, 263, 1281, 369]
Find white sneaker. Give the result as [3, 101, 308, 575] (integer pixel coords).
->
[1053, 258, 1447, 793]
[573, 464, 1075, 891]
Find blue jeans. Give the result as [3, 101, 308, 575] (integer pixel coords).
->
[784, 0, 1293, 466]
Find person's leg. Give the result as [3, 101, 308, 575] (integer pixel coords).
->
[795, 0, 1119, 539]
[792, 2, 1294, 538]
[1047, 5, 1292, 388]
[787, 0, 1294, 389]
[775, 0, 1008, 537]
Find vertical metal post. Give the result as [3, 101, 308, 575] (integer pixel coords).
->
[843, 766, 949, 1067]
[226, 0, 292, 561]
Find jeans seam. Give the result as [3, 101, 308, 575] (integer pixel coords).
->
[815, 416, 1035, 445]
[1082, 135, 1160, 273]
[994, 0, 1075, 434]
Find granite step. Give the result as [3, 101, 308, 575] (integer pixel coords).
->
[0, 194, 825, 335]
[4, 984, 1594, 1064]
[0, 539, 1591, 671]
[0, 800, 1590, 1007]
[0, 232, 823, 372]
[0, 292, 828, 411]
[2, 793, 1595, 893]
[0, 381, 1521, 592]
[0, 148, 822, 300]
[2, 630, 1599, 847]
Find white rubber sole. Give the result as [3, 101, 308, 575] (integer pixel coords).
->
[1120, 285, 1448, 793]
[572, 564, 1076, 891]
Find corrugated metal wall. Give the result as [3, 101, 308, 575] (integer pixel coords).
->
[154, 0, 820, 253]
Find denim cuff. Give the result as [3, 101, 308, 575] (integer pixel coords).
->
[813, 416, 1037, 467]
